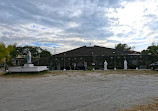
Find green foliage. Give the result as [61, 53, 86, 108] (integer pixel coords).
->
[0, 42, 7, 63]
[16, 46, 40, 57]
[115, 43, 135, 51]
[1, 70, 49, 77]
[141, 42, 158, 55]
[9, 44, 18, 58]
[16, 46, 51, 58]
[40, 49, 51, 58]
[0, 42, 16, 64]
[7, 44, 17, 60]
[0, 42, 51, 67]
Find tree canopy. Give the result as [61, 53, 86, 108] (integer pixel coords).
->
[16, 46, 51, 58]
[0, 42, 17, 64]
[0, 42, 51, 65]
[115, 43, 135, 51]
[0, 42, 7, 63]
[141, 42, 158, 55]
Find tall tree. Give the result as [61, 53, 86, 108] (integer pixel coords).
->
[141, 42, 158, 55]
[9, 44, 18, 59]
[16, 46, 51, 58]
[40, 49, 51, 58]
[0, 42, 16, 64]
[0, 42, 7, 63]
[115, 43, 134, 51]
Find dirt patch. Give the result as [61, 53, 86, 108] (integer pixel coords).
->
[0, 70, 157, 78]
[95, 70, 158, 75]
[48, 70, 158, 75]
[0, 71, 49, 78]
[120, 99, 158, 111]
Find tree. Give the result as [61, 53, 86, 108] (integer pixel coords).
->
[141, 42, 158, 55]
[115, 43, 135, 51]
[40, 49, 51, 58]
[9, 44, 18, 59]
[0, 42, 16, 67]
[0, 42, 7, 63]
[16, 46, 51, 58]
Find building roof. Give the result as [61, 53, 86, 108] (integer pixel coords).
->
[53, 45, 140, 57]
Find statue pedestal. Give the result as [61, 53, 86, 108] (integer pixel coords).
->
[8, 66, 48, 72]
[8, 50, 48, 73]
[9, 64, 48, 73]
[24, 64, 34, 67]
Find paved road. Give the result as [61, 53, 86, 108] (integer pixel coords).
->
[0, 73, 158, 111]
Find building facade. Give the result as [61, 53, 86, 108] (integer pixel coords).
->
[50, 45, 158, 70]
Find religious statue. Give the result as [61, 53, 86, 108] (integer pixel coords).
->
[104, 60, 108, 70]
[124, 59, 127, 70]
[27, 50, 31, 64]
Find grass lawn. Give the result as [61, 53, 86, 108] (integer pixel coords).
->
[0, 70, 50, 78]
[0, 69, 157, 78]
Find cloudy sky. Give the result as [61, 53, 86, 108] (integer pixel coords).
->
[0, 0, 158, 54]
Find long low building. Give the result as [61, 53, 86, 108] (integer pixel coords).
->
[50, 45, 158, 70]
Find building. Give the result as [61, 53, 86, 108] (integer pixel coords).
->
[50, 45, 158, 70]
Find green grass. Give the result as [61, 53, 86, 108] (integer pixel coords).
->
[0, 70, 50, 78]
[46, 69, 158, 76]
[0, 70, 157, 78]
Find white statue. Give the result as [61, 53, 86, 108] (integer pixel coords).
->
[27, 51, 31, 64]
[124, 59, 127, 70]
[104, 60, 108, 70]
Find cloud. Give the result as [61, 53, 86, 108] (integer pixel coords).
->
[0, 0, 158, 53]
[71, 10, 82, 17]
[106, 0, 158, 51]
[67, 22, 80, 28]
